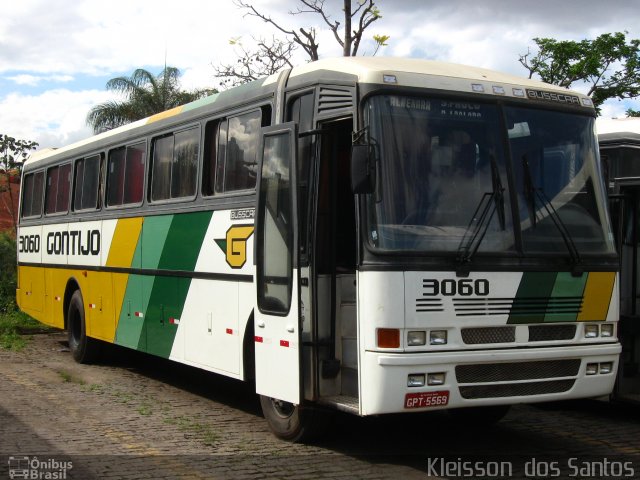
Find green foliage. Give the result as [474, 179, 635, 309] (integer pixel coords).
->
[86, 67, 217, 133]
[0, 231, 17, 313]
[0, 310, 43, 351]
[0, 231, 47, 350]
[520, 32, 640, 110]
[627, 108, 640, 117]
[0, 134, 38, 172]
[0, 135, 38, 232]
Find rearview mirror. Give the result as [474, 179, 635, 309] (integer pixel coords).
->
[351, 144, 376, 194]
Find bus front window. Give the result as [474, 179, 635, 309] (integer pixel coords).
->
[506, 107, 615, 255]
[364, 95, 615, 258]
[365, 95, 515, 253]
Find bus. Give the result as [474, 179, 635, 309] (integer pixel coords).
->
[17, 57, 621, 441]
[599, 117, 640, 403]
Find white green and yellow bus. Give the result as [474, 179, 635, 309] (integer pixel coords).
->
[17, 57, 621, 441]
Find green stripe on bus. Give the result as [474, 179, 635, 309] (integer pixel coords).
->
[507, 272, 558, 324]
[115, 216, 173, 349]
[157, 211, 213, 271]
[139, 211, 213, 357]
[544, 272, 587, 323]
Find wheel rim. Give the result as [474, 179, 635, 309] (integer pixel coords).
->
[269, 398, 295, 418]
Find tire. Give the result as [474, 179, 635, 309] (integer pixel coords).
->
[259, 395, 330, 442]
[447, 405, 511, 426]
[67, 290, 101, 364]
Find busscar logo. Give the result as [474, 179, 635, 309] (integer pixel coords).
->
[215, 225, 254, 269]
[526, 89, 581, 105]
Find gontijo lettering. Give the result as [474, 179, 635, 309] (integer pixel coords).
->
[46, 230, 100, 256]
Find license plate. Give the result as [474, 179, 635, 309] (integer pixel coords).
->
[404, 390, 450, 409]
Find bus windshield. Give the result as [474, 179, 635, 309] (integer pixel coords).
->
[364, 95, 615, 257]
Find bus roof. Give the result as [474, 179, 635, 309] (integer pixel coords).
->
[597, 117, 640, 146]
[26, 56, 593, 168]
[290, 56, 578, 92]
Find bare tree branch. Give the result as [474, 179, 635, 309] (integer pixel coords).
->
[216, 0, 387, 86]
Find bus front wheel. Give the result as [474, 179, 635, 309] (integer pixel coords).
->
[259, 395, 329, 442]
[67, 290, 101, 364]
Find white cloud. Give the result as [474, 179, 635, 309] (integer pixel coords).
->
[0, 0, 639, 148]
[0, 89, 114, 149]
[6, 74, 74, 87]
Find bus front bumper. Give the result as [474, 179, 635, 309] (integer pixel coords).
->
[359, 343, 621, 415]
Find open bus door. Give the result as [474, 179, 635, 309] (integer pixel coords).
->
[254, 123, 301, 405]
[611, 184, 640, 403]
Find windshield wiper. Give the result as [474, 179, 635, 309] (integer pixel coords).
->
[521, 155, 582, 274]
[456, 156, 505, 275]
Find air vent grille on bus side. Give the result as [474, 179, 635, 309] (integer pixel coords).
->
[317, 86, 354, 116]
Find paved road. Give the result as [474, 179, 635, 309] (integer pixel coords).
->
[0, 332, 639, 479]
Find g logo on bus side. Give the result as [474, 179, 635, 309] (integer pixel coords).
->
[215, 225, 254, 269]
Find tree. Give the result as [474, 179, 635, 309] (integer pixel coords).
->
[87, 67, 215, 133]
[215, 0, 387, 87]
[519, 32, 640, 111]
[0, 135, 38, 233]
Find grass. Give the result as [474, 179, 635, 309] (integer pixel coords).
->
[163, 414, 218, 446]
[0, 308, 50, 351]
[57, 369, 86, 385]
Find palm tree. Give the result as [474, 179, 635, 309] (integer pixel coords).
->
[87, 67, 215, 133]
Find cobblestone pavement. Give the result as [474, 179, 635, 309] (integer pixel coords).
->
[0, 332, 639, 479]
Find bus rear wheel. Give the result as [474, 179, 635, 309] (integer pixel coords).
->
[67, 290, 101, 364]
[259, 395, 329, 442]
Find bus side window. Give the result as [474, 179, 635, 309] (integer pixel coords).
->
[202, 120, 220, 197]
[21, 171, 44, 218]
[150, 127, 199, 202]
[45, 163, 71, 215]
[204, 105, 271, 197]
[286, 92, 315, 261]
[107, 147, 126, 206]
[106, 142, 146, 207]
[73, 154, 101, 211]
[220, 110, 261, 193]
[124, 143, 146, 204]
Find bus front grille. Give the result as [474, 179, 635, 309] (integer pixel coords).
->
[528, 324, 577, 341]
[455, 359, 581, 383]
[459, 380, 575, 399]
[461, 326, 516, 344]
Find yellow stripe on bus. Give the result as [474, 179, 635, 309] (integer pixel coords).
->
[577, 272, 616, 321]
[147, 106, 183, 124]
[106, 217, 143, 267]
[107, 218, 143, 334]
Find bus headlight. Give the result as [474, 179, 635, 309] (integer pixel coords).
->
[427, 372, 446, 386]
[585, 325, 599, 338]
[586, 363, 599, 375]
[407, 331, 426, 346]
[599, 362, 614, 374]
[600, 324, 614, 337]
[408, 374, 425, 387]
[430, 330, 447, 345]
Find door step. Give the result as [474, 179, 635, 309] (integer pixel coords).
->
[318, 395, 360, 414]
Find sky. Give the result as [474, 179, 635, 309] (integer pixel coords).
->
[1, 0, 639, 151]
